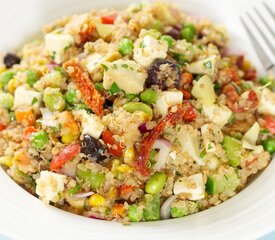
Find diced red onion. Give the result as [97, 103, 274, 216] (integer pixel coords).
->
[72, 191, 94, 199]
[153, 139, 172, 171]
[160, 195, 177, 220]
[88, 212, 104, 220]
[60, 164, 77, 178]
[138, 123, 150, 133]
[47, 62, 60, 71]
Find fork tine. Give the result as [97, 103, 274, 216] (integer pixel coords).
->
[247, 12, 275, 55]
[240, 17, 274, 70]
[254, 7, 275, 37]
[263, 1, 275, 20]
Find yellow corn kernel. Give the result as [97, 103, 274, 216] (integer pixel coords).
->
[136, 111, 152, 121]
[116, 164, 133, 173]
[124, 147, 136, 164]
[0, 67, 6, 74]
[7, 78, 17, 93]
[88, 194, 106, 207]
[0, 156, 13, 167]
[108, 159, 121, 174]
[61, 132, 79, 144]
[107, 186, 118, 200]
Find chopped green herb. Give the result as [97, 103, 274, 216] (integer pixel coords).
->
[200, 150, 206, 158]
[208, 144, 212, 150]
[197, 43, 203, 50]
[121, 64, 128, 69]
[94, 83, 106, 92]
[31, 97, 38, 105]
[109, 82, 122, 95]
[214, 82, 221, 91]
[50, 51, 56, 60]
[113, 64, 118, 69]
[140, 41, 147, 48]
[204, 60, 212, 69]
[101, 64, 108, 71]
[125, 93, 138, 101]
[173, 53, 187, 65]
[261, 129, 270, 134]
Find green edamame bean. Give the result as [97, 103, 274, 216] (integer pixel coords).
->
[263, 138, 275, 154]
[0, 71, 14, 89]
[160, 35, 175, 48]
[118, 38, 134, 56]
[43, 88, 65, 112]
[140, 89, 157, 104]
[65, 89, 77, 104]
[123, 102, 153, 116]
[26, 69, 39, 87]
[31, 130, 48, 150]
[145, 172, 167, 194]
[181, 23, 196, 42]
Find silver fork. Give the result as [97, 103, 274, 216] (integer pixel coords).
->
[240, 2, 275, 75]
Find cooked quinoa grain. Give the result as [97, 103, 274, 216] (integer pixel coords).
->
[0, 2, 274, 223]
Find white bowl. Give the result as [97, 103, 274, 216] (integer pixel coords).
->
[0, 0, 275, 239]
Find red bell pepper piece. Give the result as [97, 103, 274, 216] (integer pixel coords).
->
[50, 143, 80, 171]
[101, 13, 117, 24]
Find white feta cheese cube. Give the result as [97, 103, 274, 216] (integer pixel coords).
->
[74, 110, 105, 139]
[258, 88, 275, 116]
[155, 90, 183, 117]
[134, 35, 168, 67]
[173, 173, 205, 200]
[186, 55, 217, 77]
[36, 171, 67, 203]
[103, 60, 147, 94]
[202, 104, 232, 128]
[85, 53, 105, 73]
[13, 84, 42, 111]
[45, 32, 74, 64]
[177, 125, 204, 165]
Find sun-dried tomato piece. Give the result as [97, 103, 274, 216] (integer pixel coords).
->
[244, 68, 257, 81]
[63, 59, 104, 117]
[135, 105, 184, 176]
[102, 130, 125, 157]
[0, 122, 6, 131]
[79, 22, 98, 44]
[182, 100, 196, 122]
[222, 84, 258, 113]
[181, 89, 191, 99]
[263, 115, 275, 134]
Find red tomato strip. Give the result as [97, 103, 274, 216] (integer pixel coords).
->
[264, 115, 275, 134]
[101, 13, 117, 24]
[102, 130, 125, 157]
[63, 59, 105, 117]
[0, 122, 6, 131]
[135, 105, 185, 176]
[182, 100, 196, 122]
[50, 143, 80, 171]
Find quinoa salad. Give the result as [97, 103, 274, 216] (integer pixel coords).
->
[0, 2, 275, 223]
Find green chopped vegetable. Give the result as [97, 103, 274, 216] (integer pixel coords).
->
[0, 92, 14, 109]
[68, 185, 81, 195]
[125, 93, 138, 101]
[26, 69, 39, 87]
[143, 194, 160, 221]
[181, 23, 196, 42]
[172, 53, 188, 65]
[145, 172, 167, 194]
[94, 83, 106, 92]
[65, 89, 77, 104]
[118, 38, 134, 56]
[140, 88, 157, 104]
[262, 138, 275, 154]
[152, 20, 163, 31]
[0, 71, 14, 89]
[43, 88, 65, 112]
[171, 200, 198, 218]
[160, 35, 175, 48]
[76, 164, 105, 191]
[128, 204, 143, 222]
[123, 102, 153, 116]
[259, 76, 275, 90]
[206, 170, 240, 195]
[31, 130, 48, 150]
[223, 135, 242, 167]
